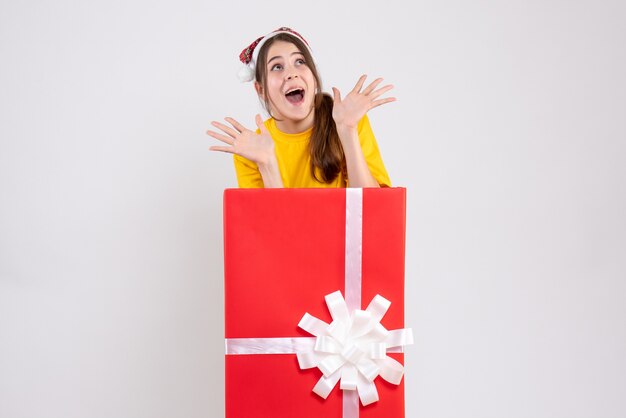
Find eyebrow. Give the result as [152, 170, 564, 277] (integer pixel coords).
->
[267, 51, 304, 65]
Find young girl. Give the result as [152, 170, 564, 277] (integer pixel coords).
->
[207, 27, 395, 188]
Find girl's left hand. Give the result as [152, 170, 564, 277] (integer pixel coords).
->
[331, 75, 396, 131]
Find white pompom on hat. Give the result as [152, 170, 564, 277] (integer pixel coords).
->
[238, 27, 314, 83]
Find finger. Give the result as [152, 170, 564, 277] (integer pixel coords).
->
[369, 97, 397, 110]
[206, 129, 235, 145]
[332, 87, 341, 103]
[209, 145, 235, 154]
[211, 121, 239, 138]
[224, 117, 247, 133]
[255, 114, 270, 135]
[255, 114, 267, 133]
[369, 84, 395, 100]
[351, 74, 368, 94]
[362, 78, 383, 95]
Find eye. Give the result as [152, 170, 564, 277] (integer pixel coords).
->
[270, 63, 283, 71]
[295, 58, 306, 65]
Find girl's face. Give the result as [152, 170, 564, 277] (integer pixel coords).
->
[257, 40, 317, 132]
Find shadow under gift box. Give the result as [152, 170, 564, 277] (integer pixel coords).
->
[223, 188, 407, 418]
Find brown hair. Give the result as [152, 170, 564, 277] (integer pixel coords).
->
[255, 33, 345, 184]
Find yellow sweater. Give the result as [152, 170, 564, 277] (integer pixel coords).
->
[234, 114, 391, 188]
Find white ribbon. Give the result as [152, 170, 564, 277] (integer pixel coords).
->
[225, 336, 405, 356]
[345, 188, 363, 312]
[296, 291, 413, 407]
[225, 337, 315, 354]
[224, 188, 413, 417]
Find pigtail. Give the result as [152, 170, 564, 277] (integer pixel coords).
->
[309, 93, 345, 183]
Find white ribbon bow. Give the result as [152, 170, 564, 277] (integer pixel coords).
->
[297, 290, 414, 406]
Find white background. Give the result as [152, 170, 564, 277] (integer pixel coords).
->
[1, 0, 625, 417]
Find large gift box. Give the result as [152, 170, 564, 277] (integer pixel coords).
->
[223, 188, 411, 418]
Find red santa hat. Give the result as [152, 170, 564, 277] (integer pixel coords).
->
[237, 27, 314, 82]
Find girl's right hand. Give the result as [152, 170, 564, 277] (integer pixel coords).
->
[207, 114, 275, 166]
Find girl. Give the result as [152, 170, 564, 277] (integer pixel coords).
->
[207, 27, 395, 188]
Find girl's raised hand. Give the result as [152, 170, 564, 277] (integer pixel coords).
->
[207, 114, 275, 166]
[331, 75, 396, 130]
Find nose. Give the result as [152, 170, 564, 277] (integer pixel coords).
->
[286, 72, 299, 80]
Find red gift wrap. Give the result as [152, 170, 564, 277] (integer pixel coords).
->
[223, 188, 408, 418]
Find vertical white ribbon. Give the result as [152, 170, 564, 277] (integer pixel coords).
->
[343, 188, 363, 418]
[344, 188, 363, 312]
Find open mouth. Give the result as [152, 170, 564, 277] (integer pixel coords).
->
[285, 88, 305, 105]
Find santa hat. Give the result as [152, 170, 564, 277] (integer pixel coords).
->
[237, 27, 314, 82]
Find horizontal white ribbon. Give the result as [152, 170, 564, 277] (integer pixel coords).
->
[225, 337, 406, 355]
[225, 337, 315, 354]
